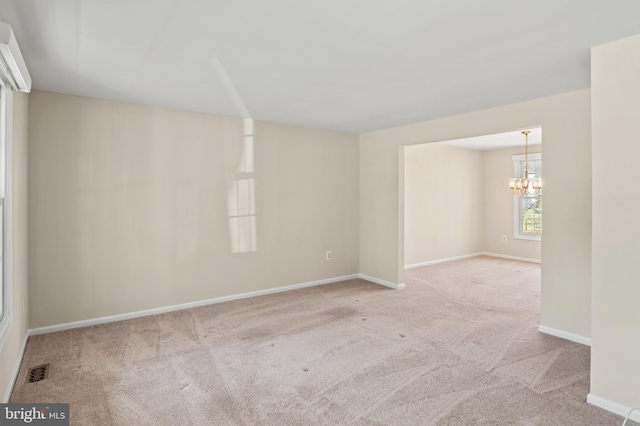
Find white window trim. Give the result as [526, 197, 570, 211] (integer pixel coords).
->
[512, 152, 541, 241]
[512, 152, 541, 163]
[0, 22, 29, 351]
[0, 85, 13, 350]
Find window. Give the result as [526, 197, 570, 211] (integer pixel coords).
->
[513, 153, 541, 241]
[0, 21, 31, 350]
[0, 83, 12, 350]
[0, 88, 4, 323]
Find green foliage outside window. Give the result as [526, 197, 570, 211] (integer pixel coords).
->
[522, 197, 541, 234]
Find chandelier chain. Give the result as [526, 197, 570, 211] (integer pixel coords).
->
[509, 130, 541, 196]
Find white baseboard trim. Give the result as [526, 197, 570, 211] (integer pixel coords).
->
[587, 393, 640, 422]
[3, 332, 28, 403]
[404, 252, 540, 270]
[358, 274, 406, 290]
[29, 274, 360, 336]
[404, 253, 482, 270]
[481, 252, 541, 264]
[538, 325, 591, 346]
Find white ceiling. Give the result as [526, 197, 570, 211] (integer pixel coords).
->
[1, 1, 640, 133]
[440, 128, 542, 151]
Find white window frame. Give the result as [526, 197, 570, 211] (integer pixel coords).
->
[512, 152, 541, 241]
[0, 22, 30, 351]
[0, 83, 13, 350]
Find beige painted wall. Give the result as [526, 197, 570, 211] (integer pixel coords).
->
[360, 89, 592, 338]
[591, 33, 640, 410]
[404, 144, 542, 266]
[404, 144, 483, 266]
[0, 91, 29, 400]
[28, 91, 359, 328]
[482, 146, 541, 260]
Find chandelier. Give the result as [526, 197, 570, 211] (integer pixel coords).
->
[509, 131, 541, 196]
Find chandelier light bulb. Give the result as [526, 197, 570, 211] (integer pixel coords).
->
[509, 131, 541, 197]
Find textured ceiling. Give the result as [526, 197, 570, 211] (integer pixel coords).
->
[1, 0, 640, 133]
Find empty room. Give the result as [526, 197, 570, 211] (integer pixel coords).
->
[0, 1, 639, 425]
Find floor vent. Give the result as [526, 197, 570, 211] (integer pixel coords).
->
[26, 364, 49, 383]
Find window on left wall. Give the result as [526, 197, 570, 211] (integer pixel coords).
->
[0, 82, 13, 350]
[0, 88, 4, 324]
[0, 21, 31, 351]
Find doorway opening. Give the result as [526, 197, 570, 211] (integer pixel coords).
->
[402, 127, 542, 272]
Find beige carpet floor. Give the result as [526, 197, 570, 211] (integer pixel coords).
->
[10, 256, 629, 425]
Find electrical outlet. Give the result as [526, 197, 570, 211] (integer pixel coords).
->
[501, 235, 507, 243]
[326, 251, 332, 261]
